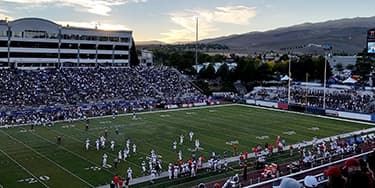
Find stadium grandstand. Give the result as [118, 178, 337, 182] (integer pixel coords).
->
[0, 18, 131, 68]
[0, 18, 375, 188]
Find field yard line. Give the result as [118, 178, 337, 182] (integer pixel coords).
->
[0, 130, 95, 188]
[30, 131, 116, 176]
[56, 126, 143, 169]
[65, 125, 151, 159]
[0, 104, 237, 129]
[0, 147, 50, 188]
[238, 104, 375, 126]
[2, 103, 375, 129]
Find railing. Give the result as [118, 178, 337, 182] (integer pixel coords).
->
[244, 150, 374, 188]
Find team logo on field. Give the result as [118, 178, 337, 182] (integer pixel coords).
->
[256, 136, 270, 140]
[283, 131, 296, 135]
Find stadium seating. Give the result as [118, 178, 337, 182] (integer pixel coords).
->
[0, 66, 205, 126]
[246, 86, 375, 113]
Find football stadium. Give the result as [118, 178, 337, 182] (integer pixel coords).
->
[1, 6, 375, 188]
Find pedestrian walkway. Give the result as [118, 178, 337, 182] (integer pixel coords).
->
[97, 127, 375, 188]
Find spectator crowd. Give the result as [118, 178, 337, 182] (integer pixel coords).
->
[0, 66, 205, 126]
[246, 86, 375, 113]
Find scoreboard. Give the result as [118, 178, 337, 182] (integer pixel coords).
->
[368, 29, 375, 54]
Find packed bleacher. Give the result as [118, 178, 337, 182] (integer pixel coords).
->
[0, 66, 205, 126]
[245, 86, 375, 113]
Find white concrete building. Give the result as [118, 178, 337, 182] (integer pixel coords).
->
[0, 18, 132, 68]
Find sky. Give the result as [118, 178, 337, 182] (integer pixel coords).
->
[0, 0, 374, 43]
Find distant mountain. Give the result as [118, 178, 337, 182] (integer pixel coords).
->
[201, 16, 375, 54]
[136, 40, 166, 46]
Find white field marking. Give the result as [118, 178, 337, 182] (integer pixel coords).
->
[17, 176, 50, 184]
[185, 112, 197, 115]
[29, 131, 115, 176]
[308, 127, 320, 131]
[85, 166, 101, 171]
[0, 147, 50, 188]
[237, 103, 375, 127]
[209, 110, 217, 112]
[0, 130, 95, 188]
[283, 131, 296, 135]
[256, 136, 270, 140]
[99, 121, 112, 124]
[159, 114, 171, 118]
[61, 125, 75, 129]
[19, 129, 35, 133]
[225, 141, 239, 145]
[0, 104, 238, 129]
[49, 127, 143, 169]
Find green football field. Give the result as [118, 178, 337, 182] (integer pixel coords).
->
[0, 104, 373, 188]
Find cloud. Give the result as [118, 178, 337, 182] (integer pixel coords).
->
[160, 5, 256, 43]
[1, 0, 146, 16]
[56, 20, 129, 30]
[0, 8, 13, 20]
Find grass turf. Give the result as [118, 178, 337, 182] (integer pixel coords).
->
[0, 104, 372, 188]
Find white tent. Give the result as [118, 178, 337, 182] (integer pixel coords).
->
[343, 77, 357, 84]
[280, 75, 290, 81]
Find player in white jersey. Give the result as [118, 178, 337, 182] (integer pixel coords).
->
[127, 167, 133, 179]
[141, 161, 147, 175]
[132, 111, 136, 119]
[195, 139, 200, 149]
[173, 165, 179, 179]
[178, 150, 182, 161]
[96, 139, 100, 151]
[85, 138, 90, 150]
[191, 162, 196, 177]
[118, 150, 123, 161]
[102, 153, 108, 167]
[126, 139, 131, 150]
[179, 134, 184, 145]
[110, 140, 115, 151]
[150, 168, 156, 183]
[100, 136, 106, 148]
[173, 141, 177, 150]
[132, 144, 137, 154]
[189, 131, 194, 141]
[168, 163, 173, 180]
[123, 149, 128, 159]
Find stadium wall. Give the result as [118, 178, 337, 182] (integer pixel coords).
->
[245, 99, 375, 123]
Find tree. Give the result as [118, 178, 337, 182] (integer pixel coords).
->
[334, 63, 344, 72]
[346, 64, 355, 70]
[129, 37, 140, 66]
[204, 64, 216, 79]
[216, 63, 229, 81]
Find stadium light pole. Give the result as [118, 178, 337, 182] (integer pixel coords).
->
[305, 43, 332, 109]
[323, 51, 332, 109]
[195, 17, 199, 74]
[288, 53, 292, 105]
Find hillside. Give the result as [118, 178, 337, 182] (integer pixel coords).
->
[201, 16, 375, 54]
